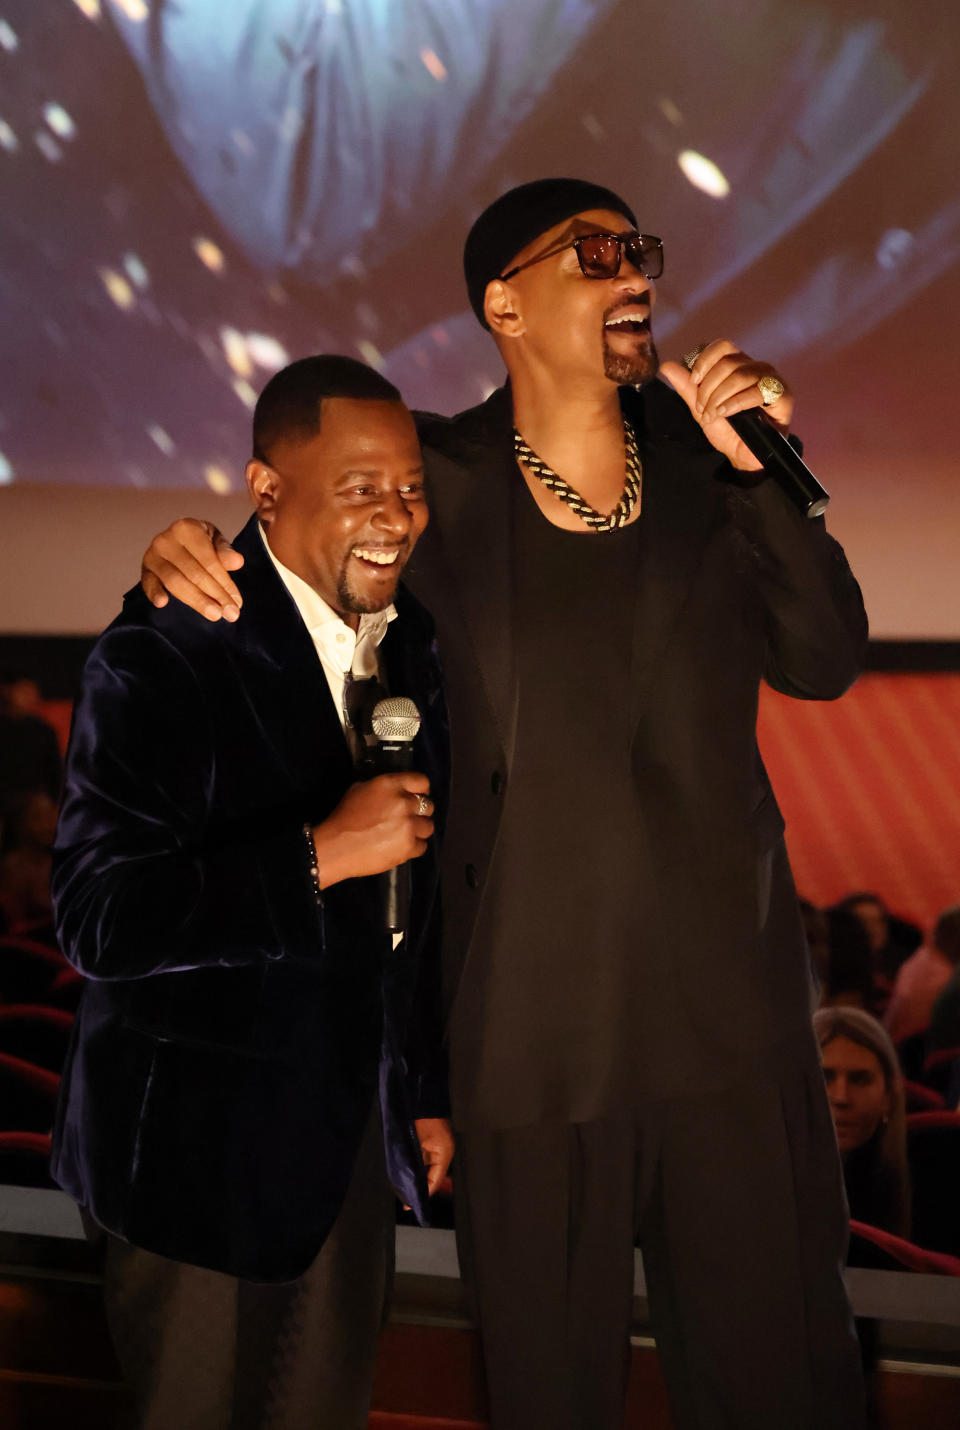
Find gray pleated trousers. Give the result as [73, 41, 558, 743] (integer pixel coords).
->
[101, 1108, 395, 1430]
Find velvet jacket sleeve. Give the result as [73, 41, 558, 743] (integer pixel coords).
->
[53, 621, 320, 981]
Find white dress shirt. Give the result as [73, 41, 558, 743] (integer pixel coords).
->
[260, 526, 406, 948]
[259, 523, 396, 733]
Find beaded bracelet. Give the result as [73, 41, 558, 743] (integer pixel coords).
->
[302, 823, 323, 905]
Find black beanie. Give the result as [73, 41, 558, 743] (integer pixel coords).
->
[463, 177, 638, 327]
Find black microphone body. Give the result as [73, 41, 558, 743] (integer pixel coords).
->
[371, 697, 421, 937]
[725, 408, 830, 519]
[679, 347, 830, 519]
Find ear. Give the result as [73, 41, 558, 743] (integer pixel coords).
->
[245, 460, 280, 523]
[484, 279, 525, 339]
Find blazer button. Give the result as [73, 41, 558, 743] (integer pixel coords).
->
[465, 864, 480, 890]
[490, 771, 504, 795]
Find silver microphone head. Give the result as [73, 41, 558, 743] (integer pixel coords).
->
[371, 696, 421, 742]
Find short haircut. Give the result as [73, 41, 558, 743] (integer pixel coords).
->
[834, 891, 887, 914]
[252, 355, 401, 464]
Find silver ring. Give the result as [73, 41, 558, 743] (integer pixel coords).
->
[414, 795, 430, 817]
[757, 374, 785, 407]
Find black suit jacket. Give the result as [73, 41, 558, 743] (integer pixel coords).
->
[407, 382, 868, 1118]
[51, 517, 447, 1280]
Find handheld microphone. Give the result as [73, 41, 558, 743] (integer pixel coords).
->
[681, 346, 830, 519]
[371, 696, 421, 936]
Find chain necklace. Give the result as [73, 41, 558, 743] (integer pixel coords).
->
[513, 417, 642, 532]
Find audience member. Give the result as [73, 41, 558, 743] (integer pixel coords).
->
[834, 891, 922, 983]
[0, 672, 63, 816]
[0, 788, 58, 931]
[819, 908, 877, 1013]
[885, 904, 960, 1045]
[926, 908, 960, 1055]
[814, 1006, 910, 1239]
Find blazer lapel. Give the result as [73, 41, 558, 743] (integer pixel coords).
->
[413, 389, 518, 766]
[227, 518, 354, 810]
[625, 384, 726, 728]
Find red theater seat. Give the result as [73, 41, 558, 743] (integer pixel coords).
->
[922, 1046, 960, 1095]
[0, 1052, 60, 1132]
[849, 1220, 960, 1276]
[895, 1031, 928, 1083]
[0, 1004, 74, 1074]
[46, 964, 85, 1011]
[907, 1111, 960, 1131]
[0, 935, 71, 1004]
[903, 1080, 947, 1113]
[0, 1130, 54, 1189]
[907, 1112, 960, 1259]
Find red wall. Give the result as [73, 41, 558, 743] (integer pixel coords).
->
[759, 673, 960, 930]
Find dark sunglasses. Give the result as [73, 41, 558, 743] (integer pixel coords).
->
[499, 230, 664, 282]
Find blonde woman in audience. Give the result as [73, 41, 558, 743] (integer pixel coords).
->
[813, 1007, 910, 1239]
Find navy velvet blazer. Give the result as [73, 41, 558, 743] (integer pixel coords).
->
[51, 516, 448, 1281]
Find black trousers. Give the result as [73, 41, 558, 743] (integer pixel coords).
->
[455, 1045, 866, 1430]
[100, 1107, 395, 1430]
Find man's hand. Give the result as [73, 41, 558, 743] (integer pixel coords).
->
[311, 774, 434, 887]
[414, 1117, 455, 1196]
[660, 340, 795, 472]
[141, 518, 244, 622]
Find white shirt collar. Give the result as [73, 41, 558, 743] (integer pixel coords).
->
[258, 523, 396, 673]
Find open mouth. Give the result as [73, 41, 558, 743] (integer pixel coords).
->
[604, 313, 650, 337]
[351, 546, 401, 570]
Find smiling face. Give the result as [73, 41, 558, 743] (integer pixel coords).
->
[246, 396, 427, 628]
[820, 1035, 892, 1154]
[487, 207, 659, 388]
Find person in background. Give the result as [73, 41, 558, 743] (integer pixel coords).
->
[814, 1006, 910, 1240]
[819, 908, 878, 1013]
[0, 787, 58, 932]
[0, 673, 63, 818]
[834, 891, 922, 986]
[885, 904, 960, 1046]
[925, 907, 960, 1056]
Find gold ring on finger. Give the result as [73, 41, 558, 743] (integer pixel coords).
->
[757, 375, 785, 407]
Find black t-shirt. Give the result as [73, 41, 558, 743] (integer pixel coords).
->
[449, 478, 687, 1128]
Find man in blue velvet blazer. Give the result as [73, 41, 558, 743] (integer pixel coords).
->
[51, 357, 452, 1428]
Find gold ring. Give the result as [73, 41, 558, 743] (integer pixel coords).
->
[757, 375, 785, 407]
[414, 795, 430, 817]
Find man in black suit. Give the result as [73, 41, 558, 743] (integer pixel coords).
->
[52, 356, 453, 1429]
[138, 180, 868, 1429]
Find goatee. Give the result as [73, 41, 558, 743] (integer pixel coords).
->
[603, 334, 660, 386]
